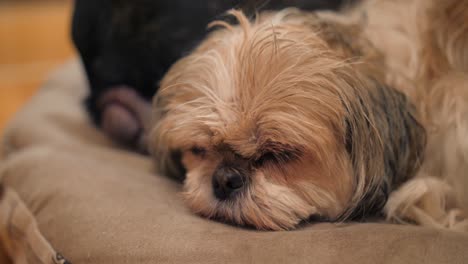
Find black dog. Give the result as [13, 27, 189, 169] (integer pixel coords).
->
[72, 0, 347, 150]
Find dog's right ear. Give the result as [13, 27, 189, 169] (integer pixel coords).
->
[149, 129, 187, 182]
[160, 150, 187, 182]
[148, 96, 187, 182]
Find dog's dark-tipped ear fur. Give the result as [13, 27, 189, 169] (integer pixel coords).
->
[307, 16, 426, 220]
[342, 77, 426, 220]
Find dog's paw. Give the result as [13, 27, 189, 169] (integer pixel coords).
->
[385, 177, 468, 232]
[98, 86, 151, 152]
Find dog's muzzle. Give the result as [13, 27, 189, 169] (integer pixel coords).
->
[212, 166, 246, 200]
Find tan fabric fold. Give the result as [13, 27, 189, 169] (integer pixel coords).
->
[0, 184, 69, 264]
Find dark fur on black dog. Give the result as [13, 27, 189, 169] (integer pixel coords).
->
[72, 0, 348, 150]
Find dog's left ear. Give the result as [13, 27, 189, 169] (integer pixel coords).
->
[342, 76, 426, 220]
[310, 17, 426, 218]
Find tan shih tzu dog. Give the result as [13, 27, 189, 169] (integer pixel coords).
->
[149, 0, 468, 231]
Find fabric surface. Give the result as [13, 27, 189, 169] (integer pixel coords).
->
[0, 185, 70, 264]
[0, 60, 467, 264]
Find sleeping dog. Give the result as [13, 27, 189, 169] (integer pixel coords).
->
[150, 0, 468, 230]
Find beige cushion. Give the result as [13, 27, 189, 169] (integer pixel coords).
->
[0, 60, 467, 264]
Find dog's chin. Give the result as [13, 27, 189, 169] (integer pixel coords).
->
[183, 192, 314, 231]
[182, 169, 341, 231]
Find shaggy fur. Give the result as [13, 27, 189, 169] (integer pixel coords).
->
[150, 0, 468, 231]
[72, 0, 346, 149]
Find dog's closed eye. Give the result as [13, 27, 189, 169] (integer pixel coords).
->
[254, 151, 297, 166]
[190, 146, 207, 157]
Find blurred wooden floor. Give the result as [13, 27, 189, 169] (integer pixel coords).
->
[0, 1, 75, 131]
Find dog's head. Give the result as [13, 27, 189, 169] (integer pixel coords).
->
[150, 10, 425, 230]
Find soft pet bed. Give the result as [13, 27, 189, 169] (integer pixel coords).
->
[0, 60, 467, 264]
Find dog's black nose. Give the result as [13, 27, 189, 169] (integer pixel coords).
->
[212, 169, 244, 200]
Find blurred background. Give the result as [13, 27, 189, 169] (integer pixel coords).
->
[0, 0, 75, 131]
